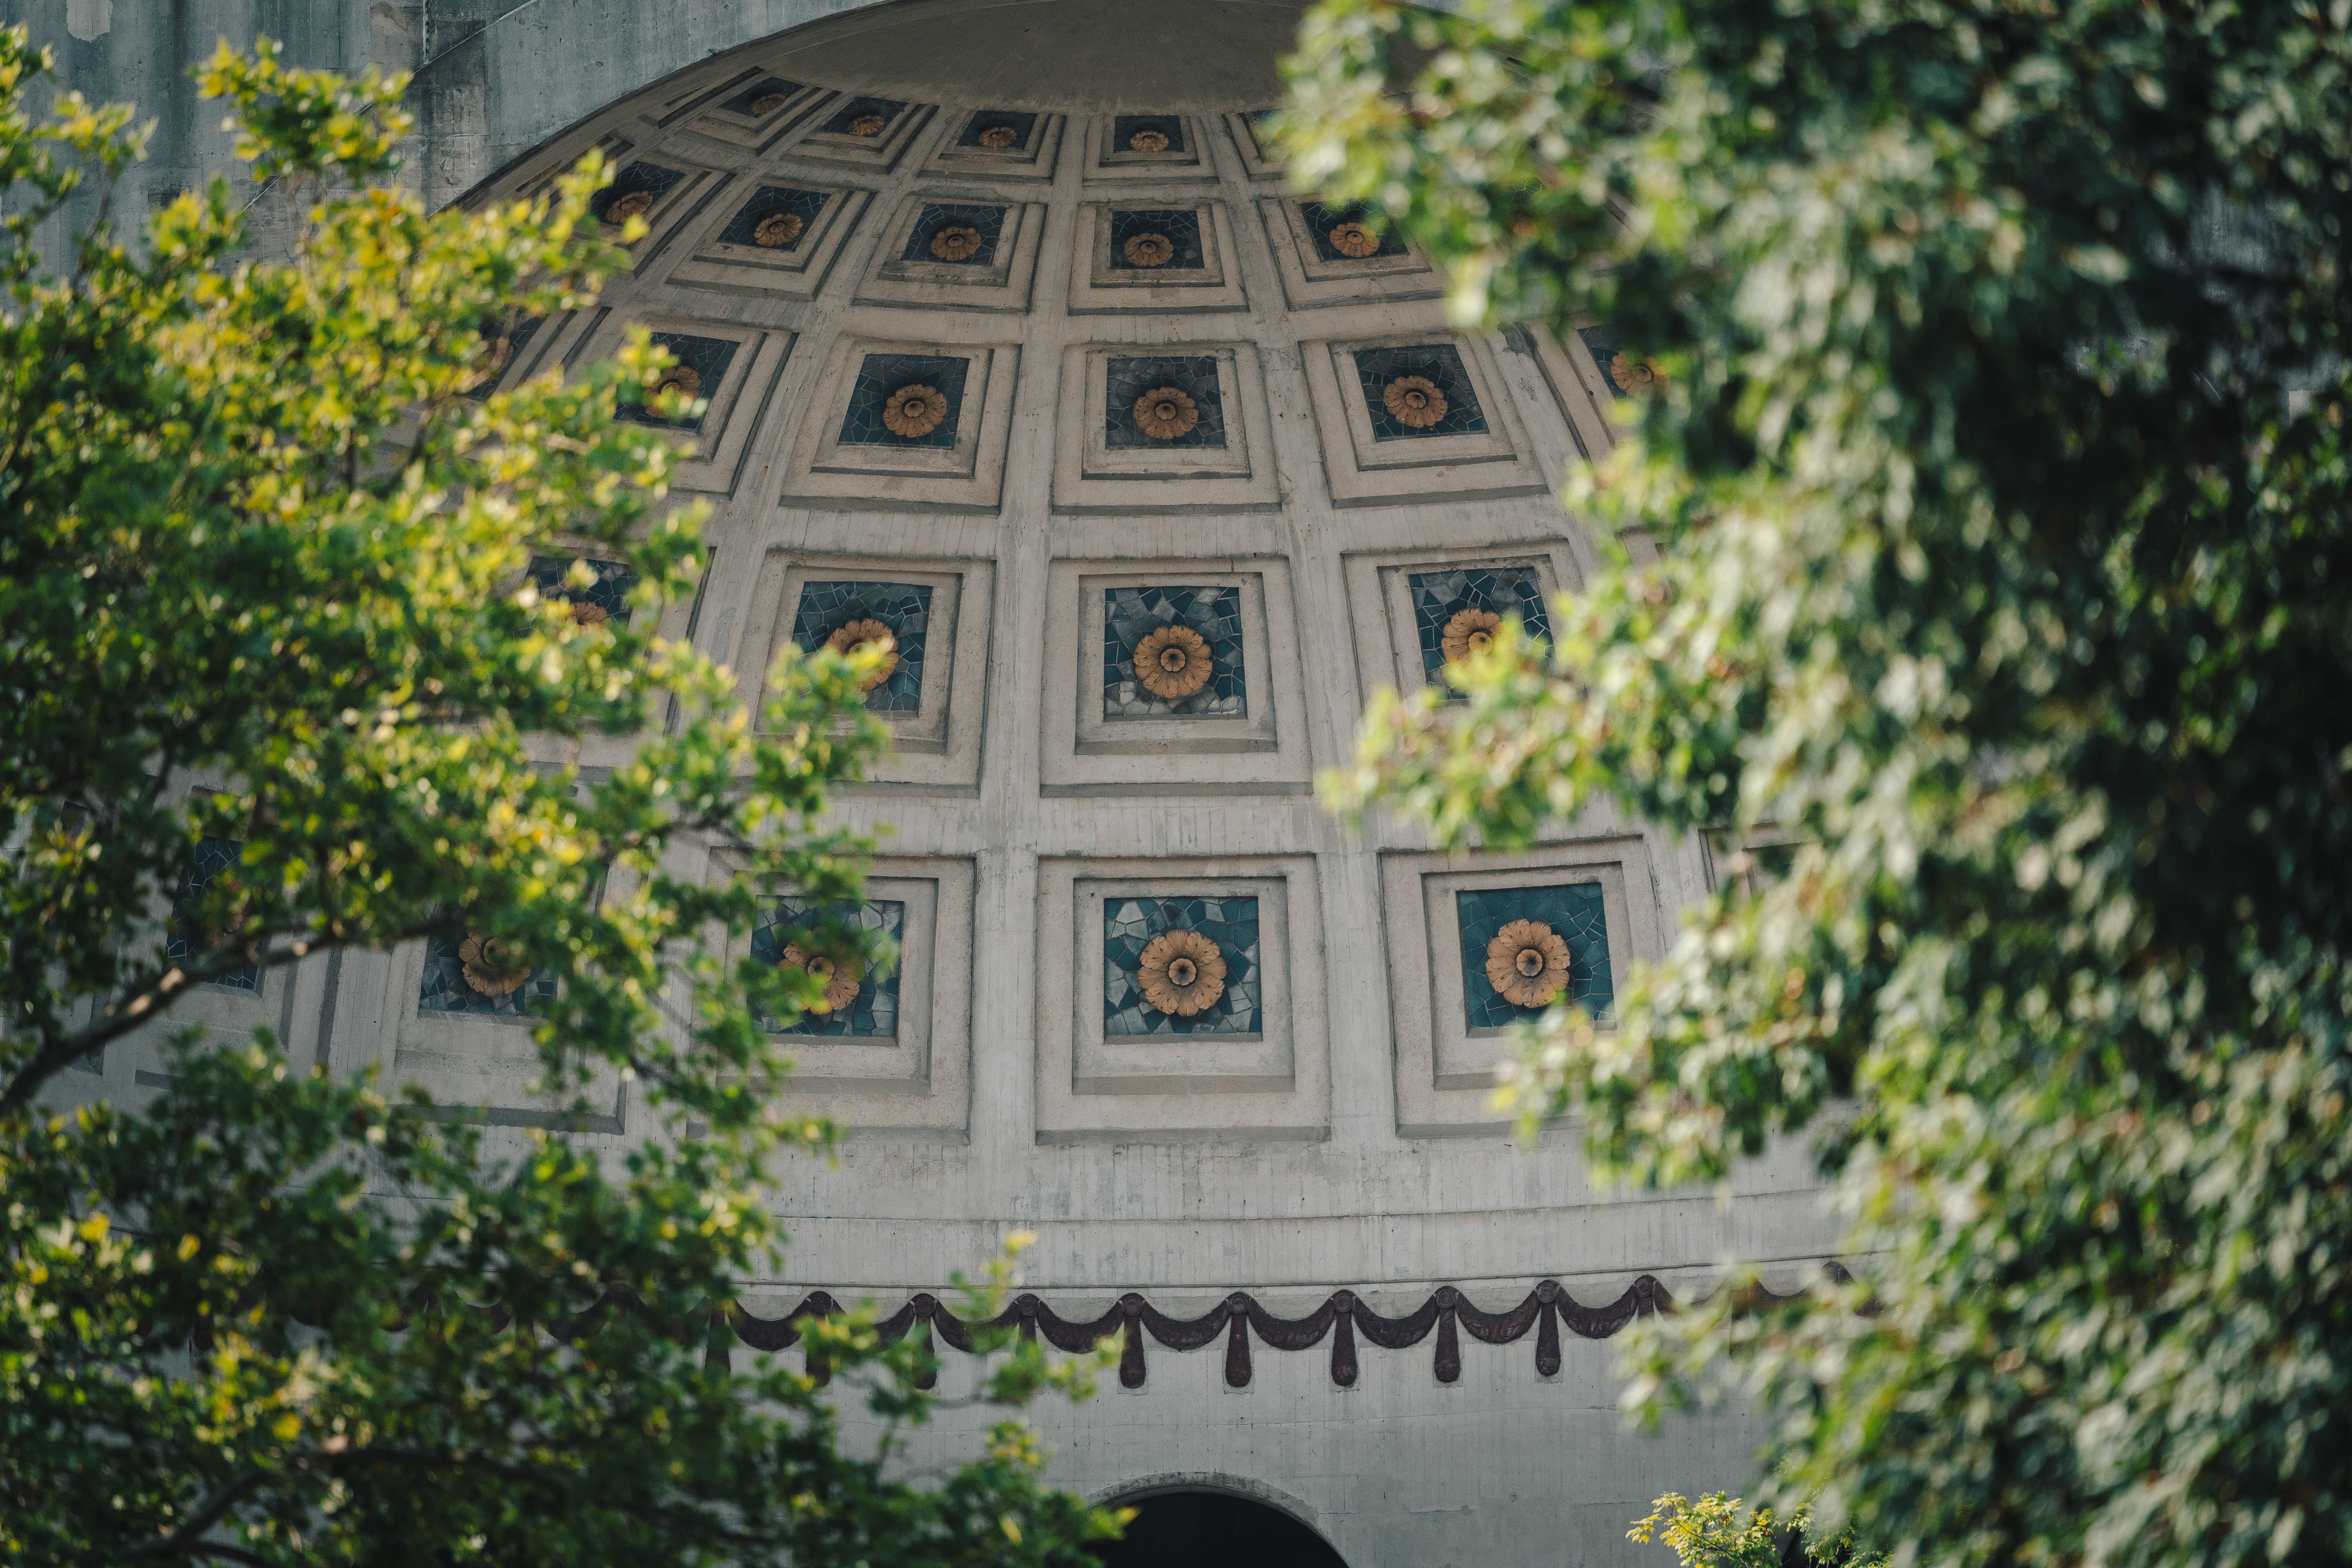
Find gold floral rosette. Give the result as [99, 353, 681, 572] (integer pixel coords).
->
[780, 941, 863, 1014]
[1133, 623, 1212, 700]
[457, 931, 532, 998]
[1137, 929, 1225, 1016]
[882, 383, 948, 438]
[825, 618, 899, 691]
[1484, 918, 1571, 1008]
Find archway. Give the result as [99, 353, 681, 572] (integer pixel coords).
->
[1094, 1487, 1348, 1568]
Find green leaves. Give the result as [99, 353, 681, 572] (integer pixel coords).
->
[1288, 0, 2352, 1564]
[0, 29, 1112, 1568]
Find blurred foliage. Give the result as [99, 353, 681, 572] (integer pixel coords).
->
[0, 30, 1116, 1567]
[1285, 0, 2352, 1564]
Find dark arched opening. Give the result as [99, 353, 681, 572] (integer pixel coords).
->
[1092, 1488, 1347, 1568]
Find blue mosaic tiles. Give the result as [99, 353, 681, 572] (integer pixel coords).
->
[1455, 882, 1613, 1029]
[1112, 113, 1187, 154]
[822, 96, 906, 136]
[1408, 565, 1550, 683]
[837, 352, 967, 448]
[1576, 325, 1661, 396]
[1109, 207, 1205, 270]
[958, 111, 1037, 150]
[167, 836, 258, 992]
[591, 162, 682, 224]
[1105, 355, 1226, 450]
[750, 897, 902, 1038]
[902, 202, 1007, 266]
[720, 77, 804, 116]
[1301, 201, 1406, 263]
[528, 555, 639, 624]
[1350, 343, 1489, 441]
[417, 932, 556, 1020]
[717, 185, 830, 249]
[789, 580, 934, 714]
[622, 333, 737, 432]
[1102, 585, 1247, 719]
[1103, 895, 1261, 1036]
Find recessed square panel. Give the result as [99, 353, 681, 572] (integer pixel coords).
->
[735, 552, 990, 787]
[683, 73, 827, 151]
[527, 554, 640, 629]
[1034, 856, 1329, 1140]
[1072, 200, 1244, 312]
[920, 107, 1067, 180]
[657, 174, 872, 300]
[1382, 847, 1661, 1133]
[1301, 332, 1548, 505]
[1082, 113, 1212, 180]
[776, 93, 936, 171]
[557, 312, 793, 494]
[752, 896, 904, 1038]
[1224, 109, 1285, 181]
[853, 192, 1047, 312]
[1055, 343, 1275, 508]
[1344, 542, 1583, 705]
[582, 157, 718, 269]
[838, 352, 968, 449]
[1043, 559, 1309, 795]
[1256, 196, 1441, 309]
[622, 332, 739, 432]
[783, 337, 1017, 512]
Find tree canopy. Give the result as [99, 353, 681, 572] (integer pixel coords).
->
[1283, 1, 2352, 1564]
[0, 31, 1111, 1566]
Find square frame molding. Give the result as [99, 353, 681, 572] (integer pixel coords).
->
[1054, 342, 1278, 512]
[773, 94, 938, 172]
[1223, 111, 1285, 181]
[1035, 854, 1328, 1142]
[1080, 114, 1216, 181]
[1381, 842, 1662, 1134]
[1343, 539, 1583, 704]
[714, 853, 974, 1134]
[682, 73, 829, 151]
[1302, 331, 1548, 506]
[733, 550, 993, 789]
[556, 311, 794, 494]
[1069, 200, 1247, 314]
[656, 173, 874, 300]
[920, 108, 1067, 181]
[852, 191, 1048, 312]
[1256, 197, 1443, 310]
[779, 336, 1020, 513]
[1040, 557, 1311, 796]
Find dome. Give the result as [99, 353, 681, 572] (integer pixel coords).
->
[410, 0, 1837, 1555]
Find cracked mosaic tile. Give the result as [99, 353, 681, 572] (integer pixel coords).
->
[167, 836, 258, 992]
[1455, 882, 1613, 1030]
[821, 96, 906, 136]
[1111, 114, 1187, 154]
[528, 555, 639, 625]
[417, 932, 556, 1020]
[751, 897, 903, 1038]
[717, 185, 830, 249]
[837, 352, 969, 449]
[622, 333, 738, 432]
[1105, 355, 1225, 451]
[901, 202, 1007, 267]
[1408, 565, 1550, 685]
[789, 580, 934, 714]
[1301, 201, 1406, 263]
[1351, 343, 1489, 440]
[1103, 894, 1261, 1036]
[590, 162, 683, 225]
[1108, 207, 1205, 271]
[958, 111, 1038, 150]
[1101, 584, 1247, 719]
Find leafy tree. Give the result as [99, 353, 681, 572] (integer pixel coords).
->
[1285, 1, 2352, 1566]
[1630, 1492, 1880, 1568]
[0, 32, 1113, 1567]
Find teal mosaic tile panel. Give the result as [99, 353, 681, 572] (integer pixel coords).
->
[1407, 565, 1550, 683]
[1103, 895, 1261, 1036]
[1102, 585, 1246, 719]
[720, 77, 804, 115]
[622, 333, 738, 432]
[1455, 882, 1613, 1029]
[1108, 208, 1205, 270]
[528, 555, 639, 622]
[588, 162, 682, 224]
[167, 836, 258, 992]
[789, 580, 934, 714]
[417, 934, 555, 1019]
[958, 111, 1038, 149]
[902, 202, 1007, 266]
[1350, 343, 1489, 440]
[1111, 113, 1187, 153]
[838, 352, 968, 448]
[1105, 355, 1225, 450]
[717, 185, 830, 248]
[821, 96, 907, 136]
[1300, 201, 1406, 262]
[750, 897, 903, 1038]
